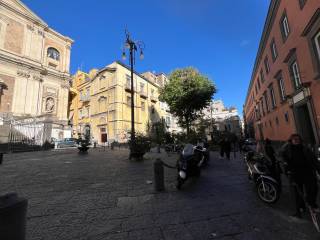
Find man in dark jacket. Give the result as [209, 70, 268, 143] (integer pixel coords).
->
[220, 137, 231, 160]
[265, 138, 281, 186]
[281, 134, 320, 218]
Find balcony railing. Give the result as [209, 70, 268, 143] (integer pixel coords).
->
[125, 83, 136, 92]
[139, 90, 148, 98]
[150, 95, 158, 102]
[80, 95, 90, 102]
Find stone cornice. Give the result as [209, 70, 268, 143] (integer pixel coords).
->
[301, 8, 320, 36]
[44, 27, 74, 44]
[114, 61, 161, 88]
[0, 1, 74, 44]
[0, 0, 48, 28]
[16, 69, 30, 78]
[0, 52, 71, 80]
[245, 0, 281, 107]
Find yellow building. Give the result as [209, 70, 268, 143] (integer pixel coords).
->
[70, 61, 171, 144]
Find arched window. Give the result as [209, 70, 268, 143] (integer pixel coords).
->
[98, 96, 107, 112]
[47, 47, 60, 61]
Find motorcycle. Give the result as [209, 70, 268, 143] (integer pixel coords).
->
[176, 144, 207, 189]
[77, 139, 90, 153]
[245, 150, 281, 203]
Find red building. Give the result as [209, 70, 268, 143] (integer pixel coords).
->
[244, 0, 320, 149]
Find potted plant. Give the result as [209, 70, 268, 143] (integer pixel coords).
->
[129, 133, 151, 161]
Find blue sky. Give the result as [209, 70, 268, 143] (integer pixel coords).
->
[23, 0, 270, 113]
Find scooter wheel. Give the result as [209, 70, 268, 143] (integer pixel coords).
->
[195, 167, 201, 177]
[176, 178, 183, 190]
[256, 179, 279, 204]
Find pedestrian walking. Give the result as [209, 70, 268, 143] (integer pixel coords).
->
[219, 137, 231, 160]
[224, 137, 231, 160]
[219, 137, 224, 159]
[239, 137, 245, 154]
[264, 138, 281, 186]
[280, 134, 320, 218]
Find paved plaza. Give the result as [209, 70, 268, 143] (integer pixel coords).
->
[0, 148, 319, 240]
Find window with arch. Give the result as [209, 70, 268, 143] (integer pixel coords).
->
[47, 47, 60, 61]
[98, 96, 107, 112]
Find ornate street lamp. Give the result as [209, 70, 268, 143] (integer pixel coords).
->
[122, 29, 145, 157]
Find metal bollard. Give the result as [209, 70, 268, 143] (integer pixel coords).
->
[154, 158, 165, 191]
[0, 153, 3, 165]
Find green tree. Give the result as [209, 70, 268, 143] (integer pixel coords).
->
[147, 118, 167, 153]
[159, 67, 216, 135]
[195, 118, 211, 138]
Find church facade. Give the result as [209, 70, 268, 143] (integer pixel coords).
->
[0, 0, 73, 141]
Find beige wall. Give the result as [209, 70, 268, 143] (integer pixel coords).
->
[70, 62, 167, 144]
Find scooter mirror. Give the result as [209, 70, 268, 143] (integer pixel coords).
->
[179, 171, 186, 179]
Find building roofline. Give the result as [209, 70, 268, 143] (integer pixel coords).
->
[96, 66, 116, 75]
[1, 0, 48, 27]
[156, 72, 167, 77]
[244, 0, 281, 108]
[72, 61, 163, 88]
[114, 61, 160, 88]
[45, 27, 74, 44]
[1, 0, 74, 43]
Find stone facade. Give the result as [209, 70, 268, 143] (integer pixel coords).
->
[70, 61, 181, 144]
[0, 0, 73, 140]
[202, 100, 242, 137]
[244, 0, 320, 148]
[142, 71, 182, 134]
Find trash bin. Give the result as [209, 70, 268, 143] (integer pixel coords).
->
[0, 193, 28, 240]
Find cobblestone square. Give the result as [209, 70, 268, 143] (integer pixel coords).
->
[0, 148, 319, 240]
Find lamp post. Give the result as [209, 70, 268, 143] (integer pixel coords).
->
[122, 29, 145, 156]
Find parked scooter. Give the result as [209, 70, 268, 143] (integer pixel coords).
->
[196, 139, 210, 166]
[77, 139, 90, 153]
[245, 150, 281, 203]
[176, 144, 207, 189]
[165, 143, 183, 153]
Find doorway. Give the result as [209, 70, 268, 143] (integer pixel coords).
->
[294, 103, 316, 145]
[100, 128, 107, 144]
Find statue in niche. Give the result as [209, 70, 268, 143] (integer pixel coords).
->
[45, 97, 55, 113]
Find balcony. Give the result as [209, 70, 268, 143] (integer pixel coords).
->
[80, 95, 90, 103]
[125, 83, 136, 92]
[150, 95, 158, 102]
[139, 90, 148, 98]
